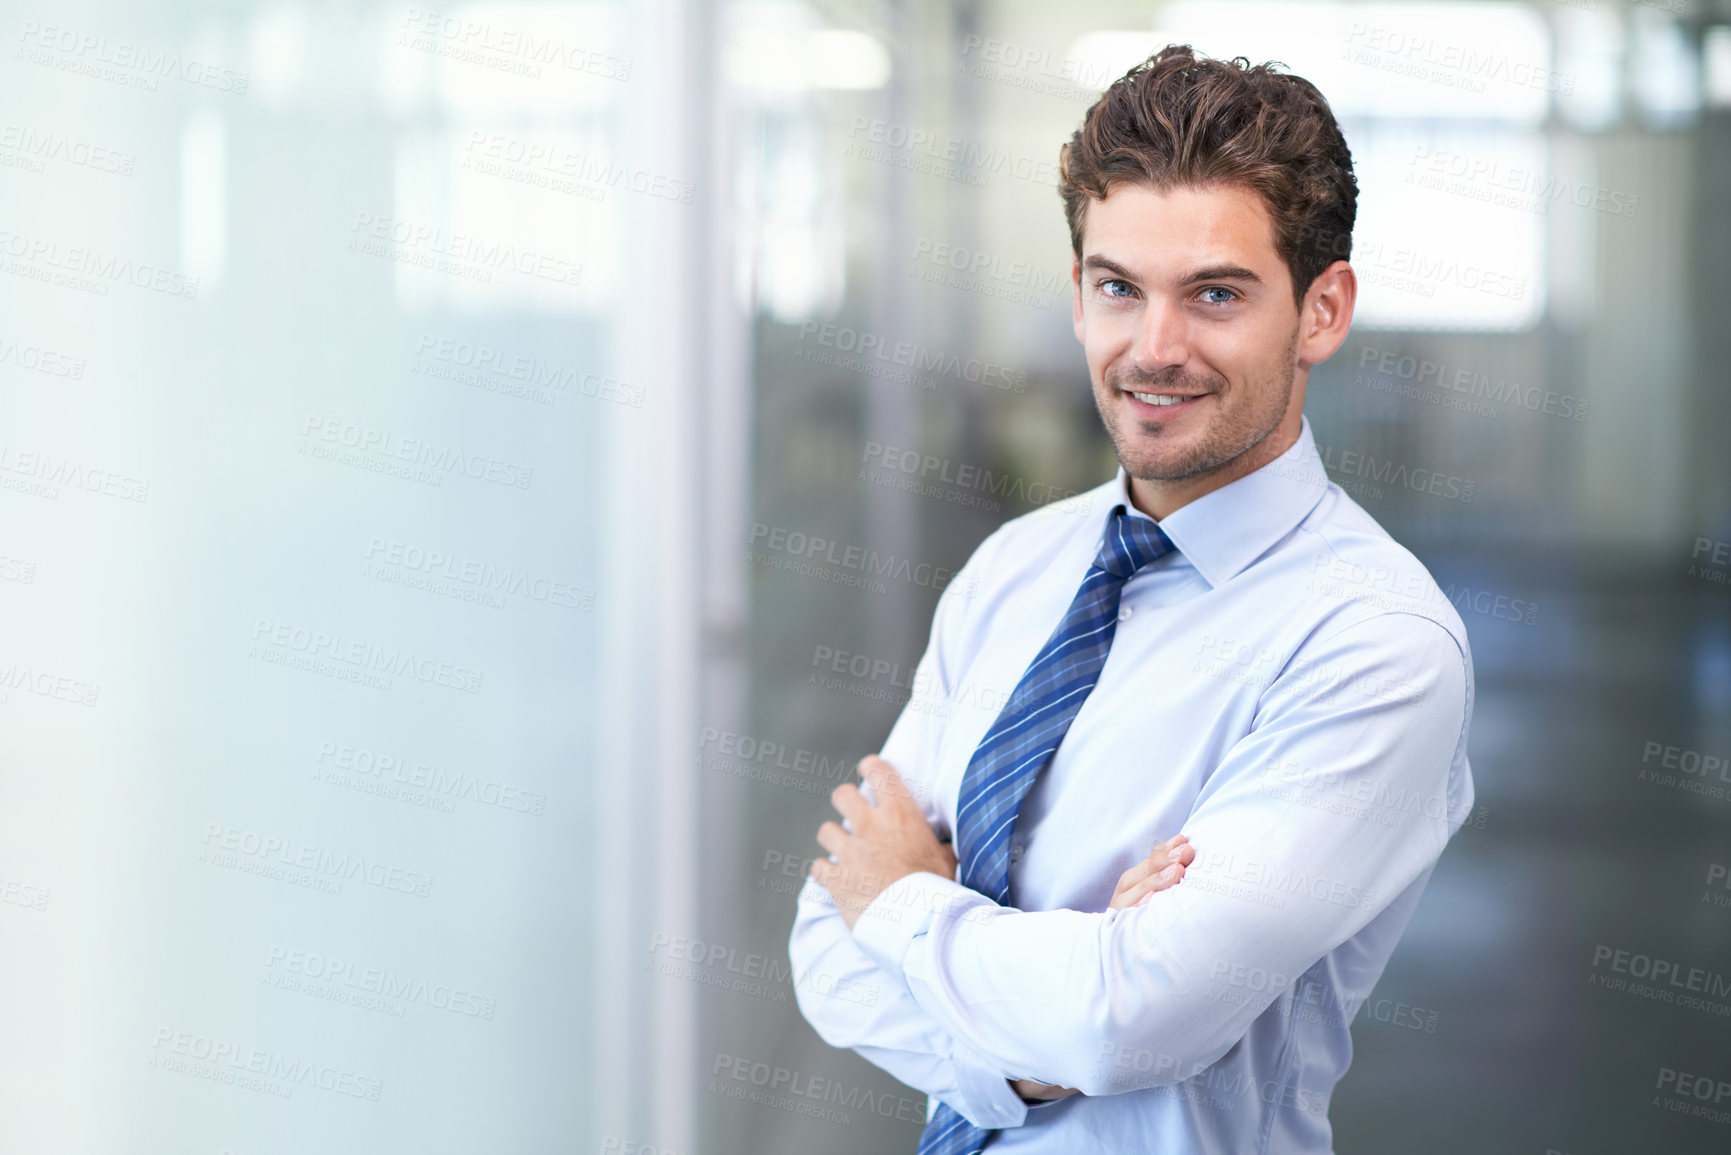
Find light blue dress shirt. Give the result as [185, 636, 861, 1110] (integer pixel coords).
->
[788, 415, 1475, 1154]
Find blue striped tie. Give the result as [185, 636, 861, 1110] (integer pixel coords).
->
[917, 504, 1174, 1155]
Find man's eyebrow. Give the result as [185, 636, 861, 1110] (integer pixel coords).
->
[1179, 264, 1263, 286]
[1080, 255, 1138, 279]
[1080, 255, 1264, 287]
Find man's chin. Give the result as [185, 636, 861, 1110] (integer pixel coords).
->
[1114, 416, 1293, 486]
[1115, 439, 1221, 484]
[1122, 459, 1214, 484]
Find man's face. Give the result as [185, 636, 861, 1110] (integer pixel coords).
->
[1071, 181, 1303, 484]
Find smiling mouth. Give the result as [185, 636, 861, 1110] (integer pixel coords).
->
[1126, 391, 1206, 408]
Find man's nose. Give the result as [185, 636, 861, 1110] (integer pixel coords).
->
[1131, 296, 1189, 369]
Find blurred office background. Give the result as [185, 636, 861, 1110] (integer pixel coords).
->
[0, 1, 1727, 1152]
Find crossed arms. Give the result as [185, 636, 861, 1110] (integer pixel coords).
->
[788, 603, 1470, 1128]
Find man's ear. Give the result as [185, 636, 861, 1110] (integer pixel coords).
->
[1296, 260, 1357, 365]
[1071, 257, 1086, 343]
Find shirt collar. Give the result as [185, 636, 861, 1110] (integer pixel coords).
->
[1106, 414, 1330, 588]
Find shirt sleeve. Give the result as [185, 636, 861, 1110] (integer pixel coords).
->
[788, 529, 1033, 1130]
[791, 876, 1031, 1128]
[848, 611, 1473, 1097]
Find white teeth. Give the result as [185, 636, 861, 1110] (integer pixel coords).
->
[1130, 392, 1193, 407]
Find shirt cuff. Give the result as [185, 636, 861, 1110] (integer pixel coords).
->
[853, 873, 1030, 1130]
[851, 870, 984, 978]
[952, 1051, 1030, 1128]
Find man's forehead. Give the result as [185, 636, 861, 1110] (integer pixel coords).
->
[1081, 181, 1279, 274]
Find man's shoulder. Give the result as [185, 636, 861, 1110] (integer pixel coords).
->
[1281, 487, 1473, 660]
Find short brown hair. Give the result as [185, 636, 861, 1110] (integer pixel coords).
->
[1058, 45, 1357, 309]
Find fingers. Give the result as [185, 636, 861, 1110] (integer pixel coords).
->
[831, 757, 916, 830]
[1116, 863, 1182, 909]
[1109, 838, 1195, 911]
[1011, 1078, 1081, 1101]
[815, 820, 848, 857]
[1111, 833, 1191, 896]
[859, 754, 913, 808]
[830, 782, 870, 825]
[862, 756, 899, 806]
[1112, 855, 1190, 910]
[832, 753, 905, 826]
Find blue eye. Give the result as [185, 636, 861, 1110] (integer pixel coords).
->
[1100, 279, 1134, 298]
[1199, 286, 1236, 304]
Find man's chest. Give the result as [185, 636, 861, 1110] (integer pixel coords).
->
[929, 573, 1315, 911]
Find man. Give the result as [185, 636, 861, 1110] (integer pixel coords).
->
[789, 45, 1474, 1154]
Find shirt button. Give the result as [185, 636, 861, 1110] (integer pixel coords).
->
[1118, 606, 1133, 621]
[1009, 843, 1023, 863]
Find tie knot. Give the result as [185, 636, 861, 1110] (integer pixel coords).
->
[1094, 505, 1174, 580]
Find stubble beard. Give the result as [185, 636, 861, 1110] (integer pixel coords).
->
[1096, 325, 1301, 483]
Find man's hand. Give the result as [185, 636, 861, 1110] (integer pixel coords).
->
[1007, 837, 1194, 1105]
[809, 755, 957, 930]
[1108, 832, 1193, 910]
[1010, 1077, 1081, 1102]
